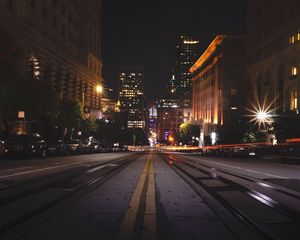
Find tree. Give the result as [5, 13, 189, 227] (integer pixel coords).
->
[82, 119, 98, 138]
[179, 120, 200, 145]
[56, 98, 83, 140]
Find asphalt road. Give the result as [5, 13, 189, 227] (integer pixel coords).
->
[0, 152, 299, 240]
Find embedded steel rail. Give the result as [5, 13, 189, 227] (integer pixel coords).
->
[0, 153, 139, 235]
[0, 153, 139, 206]
[161, 154, 300, 240]
[169, 154, 300, 222]
[180, 154, 300, 201]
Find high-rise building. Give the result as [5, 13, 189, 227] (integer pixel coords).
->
[246, 0, 300, 114]
[164, 71, 177, 99]
[190, 35, 246, 144]
[175, 36, 200, 108]
[0, 0, 103, 109]
[156, 99, 191, 143]
[148, 105, 158, 146]
[119, 67, 145, 129]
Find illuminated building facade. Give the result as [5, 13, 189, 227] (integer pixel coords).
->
[164, 71, 177, 99]
[175, 36, 200, 108]
[148, 105, 158, 146]
[0, 0, 103, 109]
[157, 99, 191, 143]
[246, 0, 300, 114]
[119, 67, 145, 129]
[190, 35, 246, 143]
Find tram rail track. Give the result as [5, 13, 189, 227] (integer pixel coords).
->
[160, 153, 300, 240]
[0, 153, 140, 236]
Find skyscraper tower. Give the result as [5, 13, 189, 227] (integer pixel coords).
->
[165, 70, 177, 99]
[119, 67, 145, 129]
[175, 36, 200, 108]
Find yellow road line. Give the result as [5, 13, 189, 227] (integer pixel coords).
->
[142, 153, 157, 240]
[116, 154, 153, 240]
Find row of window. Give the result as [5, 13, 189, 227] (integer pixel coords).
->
[6, 0, 81, 49]
[289, 32, 300, 45]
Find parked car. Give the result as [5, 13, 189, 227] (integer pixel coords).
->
[67, 139, 85, 154]
[5, 133, 47, 158]
[82, 140, 95, 154]
[47, 140, 70, 156]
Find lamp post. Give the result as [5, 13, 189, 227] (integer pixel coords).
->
[95, 84, 103, 118]
[256, 110, 272, 132]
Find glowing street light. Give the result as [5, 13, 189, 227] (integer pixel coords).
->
[168, 135, 174, 144]
[95, 84, 103, 94]
[248, 97, 275, 131]
[95, 84, 104, 115]
[257, 111, 269, 122]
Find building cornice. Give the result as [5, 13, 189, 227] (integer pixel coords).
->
[190, 35, 226, 74]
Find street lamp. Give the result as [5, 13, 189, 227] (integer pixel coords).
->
[248, 100, 274, 132]
[96, 84, 103, 95]
[168, 135, 174, 145]
[95, 84, 103, 112]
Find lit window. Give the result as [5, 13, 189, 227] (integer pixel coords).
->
[298, 33, 300, 41]
[292, 66, 298, 76]
[294, 90, 298, 109]
[290, 35, 295, 44]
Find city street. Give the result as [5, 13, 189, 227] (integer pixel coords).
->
[0, 151, 299, 240]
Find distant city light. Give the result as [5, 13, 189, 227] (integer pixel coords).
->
[168, 135, 174, 143]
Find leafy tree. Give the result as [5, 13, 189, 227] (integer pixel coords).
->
[129, 128, 149, 146]
[179, 120, 200, 145]
[82, 119, 98, 138]
[56, 98, 83, 140]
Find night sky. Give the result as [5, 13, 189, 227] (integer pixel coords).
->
[101, 0, 247, 100]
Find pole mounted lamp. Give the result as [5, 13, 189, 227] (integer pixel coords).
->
[95, 84, 104, 111]
[96, 84, 103, 95]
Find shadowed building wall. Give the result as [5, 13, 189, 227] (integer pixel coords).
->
[246, 0, 300, 114]
[0, 0, 103, 109]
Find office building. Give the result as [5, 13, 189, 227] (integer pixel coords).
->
[157, 99, 191, 143]
[175, 36, 200, 108]
[0, 0, 103, 109]
[246, 0, 300, 113]
[119, 67, 145, 129]
[190, 35, 246, 144]
[148, 105, 158, 146]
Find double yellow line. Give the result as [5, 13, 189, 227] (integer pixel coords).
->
[116, 153, 156, 240]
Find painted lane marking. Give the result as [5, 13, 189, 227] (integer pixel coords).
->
[142, 154, 156, 240]
[200, 160, 287, 179]
[0, 162, 95, 179]
[116, 154, 156, 240]
[87, 176, 103, 186]
[108, 164, 119, 167]
[86, 165, 107, 174]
